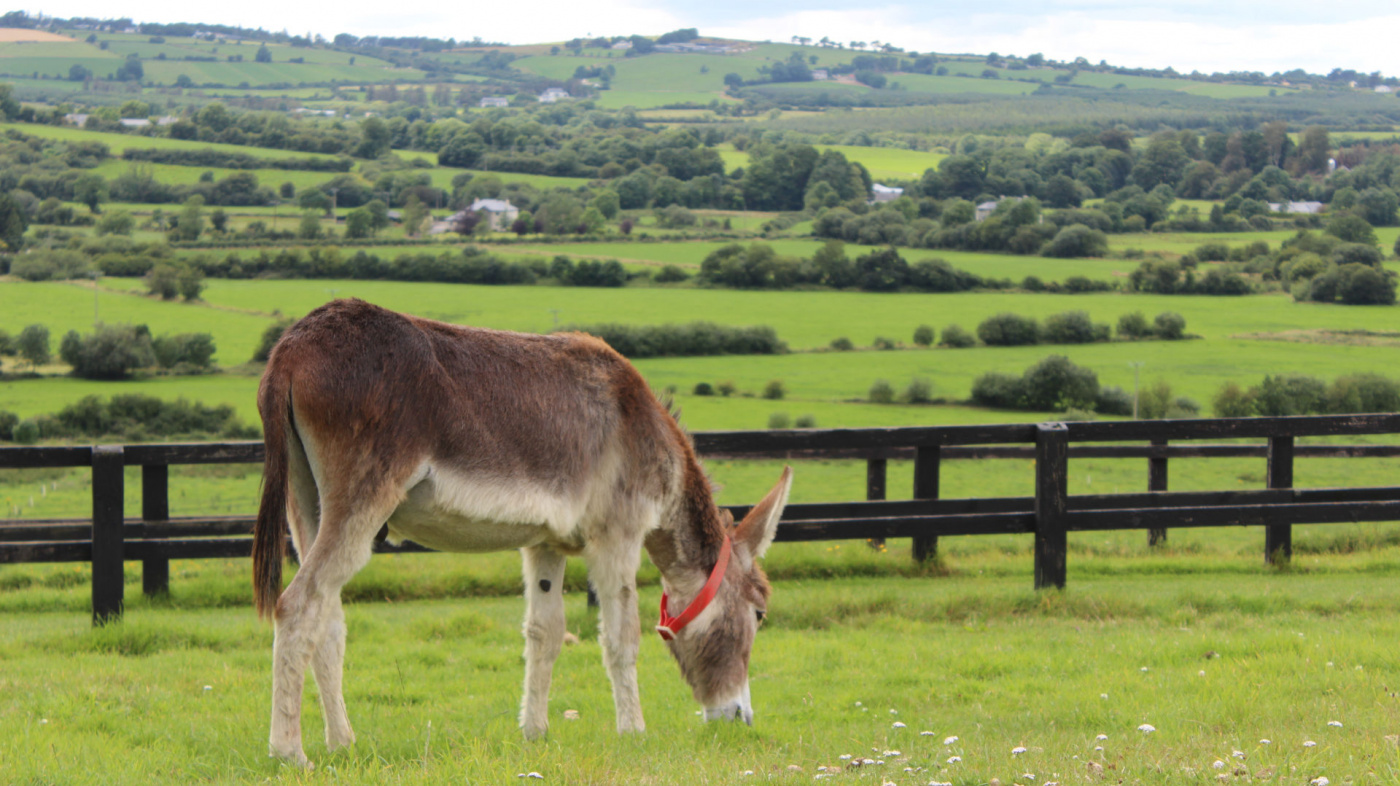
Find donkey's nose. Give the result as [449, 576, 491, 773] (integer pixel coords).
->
[704, 682, 753, 725]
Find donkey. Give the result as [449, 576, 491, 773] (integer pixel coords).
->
[253, 298, 792, 767]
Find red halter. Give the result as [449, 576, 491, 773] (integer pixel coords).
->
[655, 534, 732, 641]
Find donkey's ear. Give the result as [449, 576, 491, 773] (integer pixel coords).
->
[736, 466, 792, 559]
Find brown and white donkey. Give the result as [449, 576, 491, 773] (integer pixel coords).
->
[253, 299, 791, 767]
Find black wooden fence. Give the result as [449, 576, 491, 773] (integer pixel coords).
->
[3, 414, 1399, 625]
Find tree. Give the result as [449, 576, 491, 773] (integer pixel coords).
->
[344, 208, 374, 239]
[724, 72, 743, 88]
[401, 195, 429, 237]
[1326, 213, 1377, 246]
[297, 212, 323, 240]
[59, 324, 156, 379]
[17, 324, 50, 368]
[355, 116, 392, 159]
[171, 197, 204, 241]
[68, 63, 92, 82]
[0, 191, 29, 250]
[1296, 126, 1330, 174]
[912, 325, 934, 346]
[255, 44, 272, 63]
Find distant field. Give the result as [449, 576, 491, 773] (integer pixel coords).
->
[0, 28, 76, 43]
[888, 73, 1038, 96]
[716, 143, 944, 180]
[0, 122, 341, 160]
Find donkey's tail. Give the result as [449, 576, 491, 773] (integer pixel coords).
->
[253, 364, 292, 621]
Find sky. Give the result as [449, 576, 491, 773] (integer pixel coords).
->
[23, 0, 1400, 76]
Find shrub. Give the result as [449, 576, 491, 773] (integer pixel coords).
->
[829, 336, 854, 351]
[903, 377, 934, 404]
[1252, 374, 1327, 416]
[1095, 386, 1133, 416]
[1041, 223, 1108, 258]
[762, 380, 786, 400]
[151, 333, 216, 371]
[1137, 379, 1173, 419]
[1213, 382, 1256, 418]
[872, 336, 898, 350]
[13, 418, 39, 444]
[912, 324, 934, 346]
[693, 382, 715, 396]
[977, 312, 1040, 346]
[558, 322, 787, 359]
[654, 265, 690, 283]
[766, 412, 791, 430]
[970, 372, 1026, 409]
[0, 410, 17, 441]
[1153, 312, 1187, 340]
[1042, 310, 1109, 344]
[1022, 275, 1045, 291]
[146, 263, 181, 299]
[940, 324, 976, 348]
[1194, 242, 1230, 262]
[716, 380, 736, 397]
[868, 379, 895, 404]
[1021, 355, 1099, 411]
[1324, 373, 1400, 413]
[41, 394, 257, 441]
[17, 324, 51, 368]
[1117, 311, 1152, 339]
[58, 324, 156, 379]
[252, 319, 293, 363]
[793, 414, 817, 428]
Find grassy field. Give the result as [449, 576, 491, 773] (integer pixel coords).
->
[717, 144, 946, 181]
[2, 541, 1399, 783]
[0, 122, 342, 160]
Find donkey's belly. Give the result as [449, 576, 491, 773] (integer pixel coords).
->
[384, 471, 562, 553]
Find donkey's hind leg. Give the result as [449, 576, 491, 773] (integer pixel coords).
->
[312, 595, 355, 750]
[269, 494, 392, 767]
[520, 545, 567, 739]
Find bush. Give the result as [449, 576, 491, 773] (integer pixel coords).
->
[39, 394, 258, 441]
[1041, 223, 1109, 258]
[1117, 311, 1153, 339]
[872, 336, 898, 350]
[1021, 355, 1099, 411]
[17, 324, 51, 368]
[716, 380, 736, 397]
[1324, 373, 1400, 413]
[12, 418, 39, 444]
[654, 264, 690, 283]
[1042, 310, 1109, 344]
[766, 412, 791, 430]
[59, 324, 156, 379]
[1252, 374, 1327, 416]
[970, 372, 1026, 409]
[977, 312, 1040, 346]
[1213, 382, 1256, 418]
[912, 324, 934, 346]
[1153, 312, 1187, 340]
[0, 410, 17, 441]
[762, 380, 785, 400]
[252, 319, 293, 363]
[1095, 386, 1133, 416]
[829, 336, 854, 351]
[151, 333, 216, 371]
[940, 324, 976, 348]
[793, 414, 817, 428]
[868, 379, 895, 404]
[558, 322, 787, 359]
[693, 382, 715, 396]
[903, 377, 934, 404]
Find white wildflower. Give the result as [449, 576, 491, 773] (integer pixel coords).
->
[1327, 721, 1343, 728]
[1303, 740, 1317, 748]
[1093, 746, 1103, 752]
[563, 709, 579, 720]
[1310, 778, 1330, 786]
[1232, 751, 1245, 759]
[944, 736, 959, 745]
[1259, 739, 1271, 745]
[890, 708, 898, 715]
[839, 754, 852, 761]
[1012, 746, 1028, 755]
[863, 758, 876, 765]
[1138, 724, 1156, 733]
[203, 685, 212, 691]
[1212, 760, 1225, 770]
[1096, 734, 1107, 741]
[947, 756, 961, 764]
[1100, 693, 1109, 700]
[893, 721, 907, 729]
[920, 730, 935, 736]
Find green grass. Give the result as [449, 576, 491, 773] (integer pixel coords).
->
[886, 73, 1038, 96]
[0, 122, 342, 160]
[715, 143, 944, 180]
[2, 551, 1400, 783]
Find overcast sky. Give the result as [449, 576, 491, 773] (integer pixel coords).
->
[27, 1, 1399, 75]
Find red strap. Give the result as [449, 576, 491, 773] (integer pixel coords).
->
[656, 534, 732, 641]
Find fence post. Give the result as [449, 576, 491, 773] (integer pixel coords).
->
[1147, 439, 1168, 547]
[91, 445, 125, 625]
[142, 463, 170, 596]
[912, 446, 940, 562]
[865, 458, 886, 550]
[1034, 423, 1068, 590]
[1266, 435, 1294, 565]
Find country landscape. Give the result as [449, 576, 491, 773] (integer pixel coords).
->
[1, 9, 1399, 785]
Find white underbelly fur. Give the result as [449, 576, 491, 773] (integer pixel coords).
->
[383, 463, 581, 553]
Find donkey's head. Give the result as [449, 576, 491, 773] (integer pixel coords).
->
[656, 467, 792, 726]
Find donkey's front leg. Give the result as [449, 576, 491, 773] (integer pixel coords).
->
[520, 545, 567, 740]
[588, 542, 645, 734]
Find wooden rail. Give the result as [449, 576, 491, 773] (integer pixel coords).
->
[3, 414, 1399, 623]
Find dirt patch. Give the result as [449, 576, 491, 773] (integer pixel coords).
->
[0, 28, 76, 43]
[1235, 329, 1400, 347]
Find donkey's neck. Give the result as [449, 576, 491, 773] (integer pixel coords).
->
[644, 455, 727, 588]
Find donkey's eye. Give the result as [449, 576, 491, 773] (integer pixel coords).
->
[755, 609, 766, 624]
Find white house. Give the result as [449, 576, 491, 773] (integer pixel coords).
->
[62, 113, 89, 126]
[611, 40, 632, 50]
[871, 183, 904, 203]
[538, 87, 571, 103]
[478, 96, 509, 108]
[1285, 201, 1325, 214]
[118, 118, 151, 128]
[455, 198, 520, 231]
[1375, 85, 1394, 94]
[975, 201, 1000, 221]
[811, 69, 829, 80]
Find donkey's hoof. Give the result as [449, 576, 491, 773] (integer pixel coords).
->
[270, 747, 313, 769]
[522, 722, 548, 741]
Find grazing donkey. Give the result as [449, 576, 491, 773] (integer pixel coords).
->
[254, 299, 792, 767]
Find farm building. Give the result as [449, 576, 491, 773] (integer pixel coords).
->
[448, 198, 519, 231]
[538, 88, 571, 103]
[479, 96, 509, 108]
[975, 200, 999, 221]
[871, 183, 904, 203]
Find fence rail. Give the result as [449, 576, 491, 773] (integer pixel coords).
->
[3, 414, 1399, 624]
